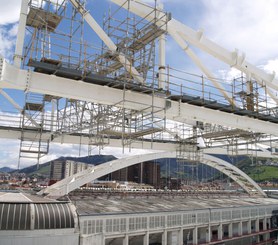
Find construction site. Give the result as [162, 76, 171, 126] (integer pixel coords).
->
[1, 0, 278, 244]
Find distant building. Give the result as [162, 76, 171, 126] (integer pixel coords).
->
[50, 160, 89, 184]
[160, 177, 181, 190]
[109, 161, 160, 188]
[0, 173, 10, 182]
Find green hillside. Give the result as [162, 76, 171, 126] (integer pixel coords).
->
[30, 164, 51, 177]
[235, 157, 278, 182]
[248, 166, 278, 182]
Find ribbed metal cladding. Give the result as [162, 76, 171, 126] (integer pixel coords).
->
[0, 202, 74, 230]
[34, 203, 74, 229]
[0, 203, 31, 230]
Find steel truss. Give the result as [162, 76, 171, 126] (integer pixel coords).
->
[0, 0, 277, 173]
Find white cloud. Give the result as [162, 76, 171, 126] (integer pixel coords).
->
[9, 24, 19, 37]
[6, 142, 154, 169]
[0, 140, 20, 169]
[0, 24, 18, 59]
[218, 68, 243, 82]
[1, 0, 278, 169]
[199, 0, 278, 65]
[0, 0, 21, 25]
[0, 0, 20, 59]
[261, 58, 278, 77]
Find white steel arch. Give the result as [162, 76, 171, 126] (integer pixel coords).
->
[0, 0, 276, 186]
[111, 0, 278, 98]
[39, 152, 266, 198]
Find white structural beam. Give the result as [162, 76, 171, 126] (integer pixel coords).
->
[1, 57, 278, 136]
[158, 32, 166, 90]
[0, 126, 177, 151]
[0, 126, 277, 159]
[111, 0, 235, 105]
[158, 3, 166, 90]
[175, 24, 278, 90]
[203, 154, 265, 197]
[69, 0, 144, 84]
[170, 31, 237, 106]
[14, 0, 29, 68]
[38, 152, 266, 198]
[111, 0, 278, 94]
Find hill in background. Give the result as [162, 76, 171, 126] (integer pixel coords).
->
[4, 154, 278, 183]
[12, 155, 117, 177]
[0, 167, 16, 173]
[235, 157, 278, 182]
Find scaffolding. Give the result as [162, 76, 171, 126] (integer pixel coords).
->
[21, 0, 172, 157]
[94, 0, 168, 87]
[18, 92, 49, 167]
[15, 0, 278, 170]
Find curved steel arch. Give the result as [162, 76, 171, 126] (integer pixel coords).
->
[39, 152, 266, 198]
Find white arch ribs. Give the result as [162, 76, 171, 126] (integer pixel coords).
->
[38, 152, 266, 198]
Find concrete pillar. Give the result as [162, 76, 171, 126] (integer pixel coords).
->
[238, 222, 243, 236]
[228, 223, 233, 238]
[264, 232, 270, 241]
[102, 235, 105, 245]
[193, 227, 198, 245]
[143, 232, 149, 245]
[247, 220, 252, 234]
[255, 219, 260, 232]
[263, 217, 267, 230]
[218, 224, 223, 240]
[267, 218, 270, 230]
[256, 235, 260, 243]
[162, 230, 167, 245]
[178, 228, 183, 245]
[167, 230, 183, 245]
[123, 235, 128, 245]
[206, 226, 211, 243]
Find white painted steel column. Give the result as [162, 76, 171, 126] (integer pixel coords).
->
[178, 228, 183, 245]
[263, 217, 267, 230]
[158, 33, 166, 90]
[228, 223, 233, 238]
[256, 235, 261, 243]
[50, 98, 57, 132]
[193, 227, 198, 245]
[247, 220, 252, 234]
[206, 226, 211, 243]
[264, 232, 270, 241]
[255, 218, 260, 232]
[238, 222, 243, 236]
[267, 218, 270, 230]
[218, 224, 223, 240]
[123, 234, 129, 245]
[14, 0, 29, 68]
[161, 230, 167, 245]
[143, 232, 149, 245]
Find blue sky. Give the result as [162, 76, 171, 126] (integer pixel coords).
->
[0, 0, 278, 168]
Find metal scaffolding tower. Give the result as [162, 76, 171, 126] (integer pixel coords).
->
[0, 0, 275, 180]
[18, 92, 49, 167]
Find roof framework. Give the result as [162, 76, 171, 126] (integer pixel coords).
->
[0, 0, 277, 195]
